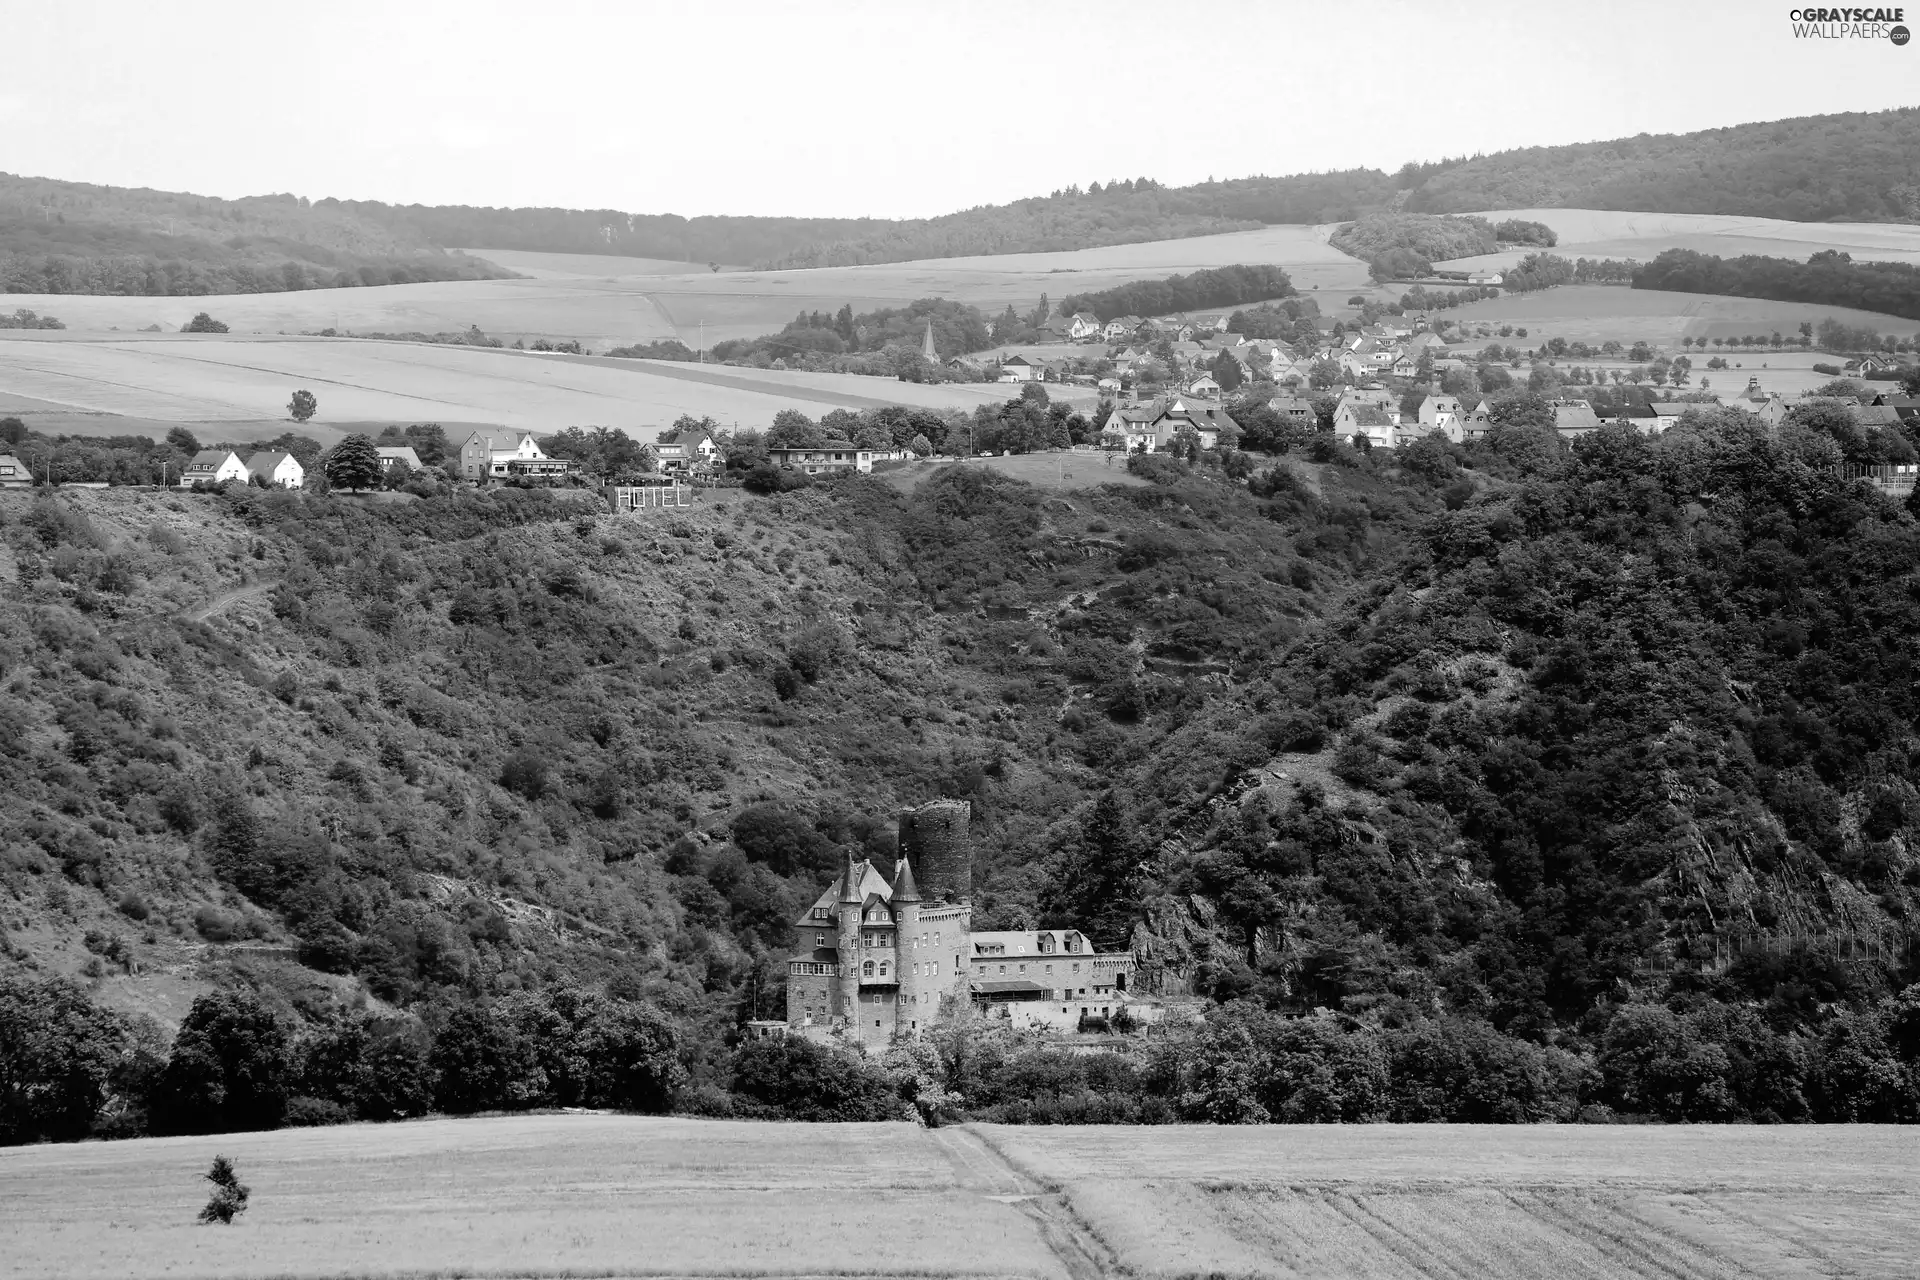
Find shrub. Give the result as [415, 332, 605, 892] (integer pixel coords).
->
[182, 312, 229, 334]
[282, 1096, 350, 1127]
[727, 1036, 906, 1121]
[498, 749, 549, 800]
[196, 1156, 249, 1224]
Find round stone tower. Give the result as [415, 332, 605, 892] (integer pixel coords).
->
[835, 851, 863, 1023]
[897, 799, 971, 905]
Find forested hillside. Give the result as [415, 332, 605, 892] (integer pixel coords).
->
[0, 175, 512, 295]
[1405, 108, 1920, 222]
[9, 403, 1920, 1136]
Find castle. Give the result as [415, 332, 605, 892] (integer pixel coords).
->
[784, 799, 1137, 1047]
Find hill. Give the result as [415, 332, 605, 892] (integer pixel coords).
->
[10, 109, 1918, 296]
[7, 405, 1920, 1139]
[0, 174, 513, 295]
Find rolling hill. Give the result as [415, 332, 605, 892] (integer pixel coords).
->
[4, 109, 1917, 297]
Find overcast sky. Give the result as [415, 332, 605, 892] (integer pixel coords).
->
[1, 0, 1912, 221]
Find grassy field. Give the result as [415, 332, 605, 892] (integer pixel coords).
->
[1432, 208, 1920, 273]
[0, 333, 1042, 441]
[0, 1115, 1071, 1280]
[3, 1117, 1914, 1280]
[981, 1123, 1920, 1280]
[1444, 284, 1920, 349]
[0, 224, 1367, 350]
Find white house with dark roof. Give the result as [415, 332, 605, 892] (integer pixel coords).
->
[458, 430, 570, 482]
[1336, 402, 1397, 449]
[244, 451, 304, 489]
[1417, 394, 1463, 443]
[0, 453, 29, 487]
[1068, 311, 1102, 341]
[179, 449, 248, 488]
[655, 425, 720, 475]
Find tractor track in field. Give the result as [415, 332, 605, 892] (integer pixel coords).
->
[931, 1126, 1119, 1280]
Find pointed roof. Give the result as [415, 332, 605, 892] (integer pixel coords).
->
[837, 851, 864, 904]
[891, 856, 921, 904]
[921, 321, 938, 361]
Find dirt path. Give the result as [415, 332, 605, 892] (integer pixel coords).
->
[181, 577, 277, 623]
[932, 1126, 1120, 1280]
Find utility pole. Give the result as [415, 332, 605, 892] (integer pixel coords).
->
[699, 319, 706, 363]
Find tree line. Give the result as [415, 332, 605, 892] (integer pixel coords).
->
[1634, 248, 1920, 330]
[1057, 265, 1296, 323]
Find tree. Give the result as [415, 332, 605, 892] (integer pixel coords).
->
[766, 409, 824, 448]
[323, 434, 382, 491]
[197, 1156, 250, 1225]
[1213, 354, 1245, 394]
[0, 975, 135, 1145]
[287, 389, 318, 423]
[430, 1004, 544, 1114]
[150, 989, 293, 1135]
[181, 312, 229, 334]
[165, 426, 201, 454]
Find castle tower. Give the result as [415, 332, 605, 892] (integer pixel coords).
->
[921, 320, 938, 363]
[835, 851, 863, 1024]
[898, 799, 971, 905]
[891, 856, 922, 1035]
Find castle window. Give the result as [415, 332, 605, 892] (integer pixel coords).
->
[862, 961, 874, 977]
[1072, 963, 1081, 973]
[1046, 964, 1053, 974]
[998, 965, 1007, 974]
[816, 934, 826, 947]
[931, 962, 938, 976]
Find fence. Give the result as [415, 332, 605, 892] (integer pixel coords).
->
[1839, 464, 1918, 498]
[608, 484, 694, 513]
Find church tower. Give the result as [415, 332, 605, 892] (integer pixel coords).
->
[921, 320, 938, 363]
[891, 856, 922, 1035]
[834, 850, 862, 1025]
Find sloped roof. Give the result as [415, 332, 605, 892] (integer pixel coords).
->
[188, 449, 240, 467]
[245, 451, 298, 478]
[377, 446, 423, 468]
[1552, 402, 1602, 430]
[1347, 405, 1394, 427]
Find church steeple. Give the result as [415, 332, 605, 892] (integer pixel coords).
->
[921, 320, 938, 363]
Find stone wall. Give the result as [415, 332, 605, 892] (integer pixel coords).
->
[899, 798, 972, 904]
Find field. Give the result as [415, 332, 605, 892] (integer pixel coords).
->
[0, 224, 1367, 351]
[0, 333, 1049, 443]
[1443, 284, 1920, 349]
[1432, 208, 1920, 274]
[3, 1117, 1914, 1280]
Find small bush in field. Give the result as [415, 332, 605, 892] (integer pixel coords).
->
[197, 1155, 250, 1224]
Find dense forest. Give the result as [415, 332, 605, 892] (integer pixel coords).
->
[1635, 249, 1920, 328]
[0, 175, 511, 295]
[11, 108, 1917, 295]
[1406, 108, 1920, 223]
[1329, 214, 1558, 280]
[9, 392, 1920, 1138]
[1056, 265, 1295, 322]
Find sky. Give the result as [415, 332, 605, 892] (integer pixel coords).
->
[0, 0, 1914, 221]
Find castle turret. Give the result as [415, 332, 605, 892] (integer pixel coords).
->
[891, 856, 922, 1036]
[898, 799, 971, 905]
[835, 851, 863, 1024]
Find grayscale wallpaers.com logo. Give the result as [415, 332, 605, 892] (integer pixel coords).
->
[1789, 7, 1909, 39]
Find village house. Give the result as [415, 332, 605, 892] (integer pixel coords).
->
[1417, 393, 1462, 443]
[1648, 402, 1690, 432]
[1103, 397, 1238, 452]
[1467, 270, 1503, 286]
[1065, 312, 1100, 342]
[1337, 385, 1401, 425]
[1270, 394, 1318, 429]
[1186, 374, 1222, 397]
[458, 430, 571, 482]
[1101, 316, 1140, 342]
[1461, 401, 1496, 441]
[654, 425, 721, 475]
[178, 449, 248, 488]
[1722, 378, 1789, 427]
[998, 354, 1038, 383]
[1845, 354, 1899, 375]
[376, 446, 423, 474]
[1390, 350, 1424, 378]
[0, 453, 29, 487]
[1337, 402, 1396, 449]
[1605, 403, 1660, 433]
[244, 451, 304, 489]
[1551, 399, 1603, 437]
[768, 440, 878, 475]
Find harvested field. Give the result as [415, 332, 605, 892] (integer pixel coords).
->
[980, 1123, 1920, 1280]
[1443, 284, 1919, 348]
[0, 224, 1366, 350]
[0, 1115, 1070, 1280]
[1433, 208, 1920, 273]
[0, 333, 1032, 440]
[3, 1118, 1915, 1280]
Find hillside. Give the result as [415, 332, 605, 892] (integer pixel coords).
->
[0, 174, 513, 295]
[8, 407, 1920, 1136]
[11, 109, 1918, 296]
